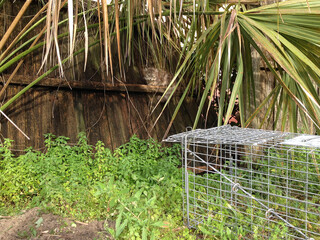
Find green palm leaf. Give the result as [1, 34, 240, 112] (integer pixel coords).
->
[1, 0, 320, 133]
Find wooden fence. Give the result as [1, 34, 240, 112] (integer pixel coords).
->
[0, 0, 283, 151]
[0, 74, 214, 151]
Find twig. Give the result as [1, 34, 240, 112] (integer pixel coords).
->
[114, 77, 152, 138]
[117, 200, 140, 221]
[74, 220, 89, 225]
[0, 110, 30, 140]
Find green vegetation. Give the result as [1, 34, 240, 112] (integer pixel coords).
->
[188, 172, 290, 239]
[1, 134, 319, 239]
[0, 134, 189, 239]
[187, 147, 320, 240]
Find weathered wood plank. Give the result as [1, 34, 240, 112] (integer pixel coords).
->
[110, 94, 131, 147]
[2, 74, 173, 93]
[169, 97, 190, 136]
[7, 85, 26, 149]
[127, 94, 150, 139]
[104, 94, 126, 150]
[63, 91, 78, 143]
[41, 88, 53, 142]
[82, 91, 103, 145]
[0, 85, 199, 151]
[52, 90, 66, 137]
[96, 93, 113, 149]
[148, 98, 171, 141]
[31, 87, 42, 149]
[118, 94, 132, 144]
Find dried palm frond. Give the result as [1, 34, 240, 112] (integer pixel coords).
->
[0, 0, 319, 134]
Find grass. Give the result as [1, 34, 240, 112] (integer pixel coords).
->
[0, 133, 195, 239]
[0, 133, 319, 239]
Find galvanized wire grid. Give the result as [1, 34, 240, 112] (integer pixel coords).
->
[165, 125, 320, 240]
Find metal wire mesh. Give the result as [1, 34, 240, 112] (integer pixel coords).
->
[165, 125, 320, 240]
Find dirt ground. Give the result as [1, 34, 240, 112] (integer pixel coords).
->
[0, 208, 110, 240]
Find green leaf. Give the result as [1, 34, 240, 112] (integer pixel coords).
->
[151, 221, 165, 228]
[224, 46, 243, 125]
[142, 227, 148, 240]
[116, 219, 128, 238]
[35, 217, 43, 228]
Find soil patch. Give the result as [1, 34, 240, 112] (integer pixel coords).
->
[0, 208, 109, 240]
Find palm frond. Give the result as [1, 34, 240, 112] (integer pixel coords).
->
[0, 0, 320, 134]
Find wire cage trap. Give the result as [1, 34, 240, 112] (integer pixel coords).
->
[165, 125, 320, 240]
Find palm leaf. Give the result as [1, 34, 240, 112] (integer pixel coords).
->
[1, 0, 320, 134]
